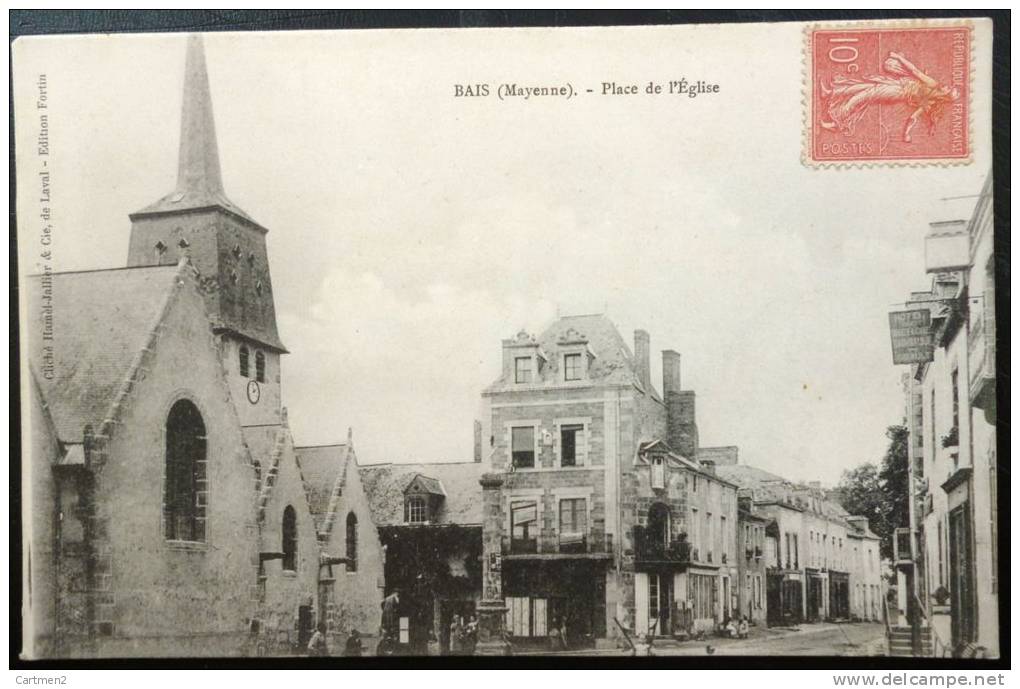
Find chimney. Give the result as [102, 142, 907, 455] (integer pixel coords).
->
[666, 390, 698, 459]
[634, 330, 651, 392]
[473, 420, 483, 463]
[662, 350, 682, 396]
[501, 339, 513, 378]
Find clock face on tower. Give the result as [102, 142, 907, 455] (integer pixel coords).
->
[246, 379, 261, 405]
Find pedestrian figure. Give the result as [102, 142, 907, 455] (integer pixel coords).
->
[450, 615, 464, 655]
[343, 629, 364, 657]
[738, 616, 750, 639]
[307, 622, 330, 657]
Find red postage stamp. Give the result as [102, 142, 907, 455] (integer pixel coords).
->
[807, 23, 971, 164]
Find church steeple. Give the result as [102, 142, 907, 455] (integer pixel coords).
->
[126, 34, 285, 355]
[132, 34, 251, 221]
[177, 34, 224, 198]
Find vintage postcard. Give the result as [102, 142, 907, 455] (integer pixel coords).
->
[13, 17, 999, 664]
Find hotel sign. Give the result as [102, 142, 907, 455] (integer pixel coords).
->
[889, 309, 934, 364]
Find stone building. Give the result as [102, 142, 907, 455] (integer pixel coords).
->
[716, 462, 883, 626]
[900, 174, 997, 658]
[735, 492, 769, 626]
[359, 460, 487, 655]
[479, 315, 741, 648]
[21, 35, 382, 658]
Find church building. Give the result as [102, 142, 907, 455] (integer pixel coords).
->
[22, 35, 382, 658]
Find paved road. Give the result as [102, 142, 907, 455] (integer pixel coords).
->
[551, 623, 887, 657]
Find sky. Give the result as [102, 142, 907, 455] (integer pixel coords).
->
[14, 23, 992, 484]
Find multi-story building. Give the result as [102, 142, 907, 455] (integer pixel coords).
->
[735, 493, 769, 625]
[480, 316, 739, 648]
[900, 174, 997, 658]
[716, 463, 883, 626]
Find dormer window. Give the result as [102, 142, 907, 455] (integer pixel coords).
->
[514, 357, 533, 384]
[405, 495, 428, 524]
[651, 456, 665, 490]
[403, 475, 445, 524]
[564, 353, 583, 381]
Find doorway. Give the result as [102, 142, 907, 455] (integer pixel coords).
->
[647, 573, 674, 636]
[948, 504, 975, 647]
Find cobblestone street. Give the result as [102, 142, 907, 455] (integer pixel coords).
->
[543, 623, 887, 657]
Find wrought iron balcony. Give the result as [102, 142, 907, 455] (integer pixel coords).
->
[501, 532, 613, 558]
[633, 526, 691, 566]
[968, 304, 996, 417]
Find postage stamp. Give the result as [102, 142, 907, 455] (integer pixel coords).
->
[806, 23, 971, 165]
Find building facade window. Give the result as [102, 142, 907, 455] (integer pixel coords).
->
[346, 512, 358, 571]
[558, 498, 587, 553]
[255, 350, 266, 383]
[950, 368, 960, 432]
[239, 345, 250, 377]
[405, 495, 428, 524]
[514, 357, 533, 384]
[511, 426, 536, 469]
[560, 424, 584, 467]
[651, 456, 665, 489]
[282, 505, 297, 572]
[164, 399, 206, 542]
[563, 353, 582, 381]
[511, 501, 538, 553]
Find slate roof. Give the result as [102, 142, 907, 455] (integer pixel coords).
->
[294, 443, 351, 531]
[359, 462, 487, 527]
[715, 464, 790, 503]
[486, 314, 653, 396]
[26, 264, 181, 443]
[717, 464, 858, 527]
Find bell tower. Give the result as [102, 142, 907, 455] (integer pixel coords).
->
[126, 35, 286, 434]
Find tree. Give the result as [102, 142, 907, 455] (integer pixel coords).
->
[878, 425, 910, 548]
[834, 425, 909, 561]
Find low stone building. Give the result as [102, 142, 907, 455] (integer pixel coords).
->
[359, 461, 486, 655]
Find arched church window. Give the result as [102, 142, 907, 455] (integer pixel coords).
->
[282, 505, 297, 572]
[165, 399, 206, 542]
[255, 350, 266, 383]
[346, 512, 358, 572]
[239, 345, 250, 377]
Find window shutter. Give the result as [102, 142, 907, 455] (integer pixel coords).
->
[634, 573, 649, 636]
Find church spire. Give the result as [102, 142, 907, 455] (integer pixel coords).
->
[132, 34, 251, 221]
[177, 34, 223, 196]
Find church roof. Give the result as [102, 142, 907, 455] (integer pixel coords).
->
[485, 314, 652, 395]
[26, 264, 182, 443]
[295, 443, 352, 532]
[132, 35, 256, 225]
[359, 462, 486, 527]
